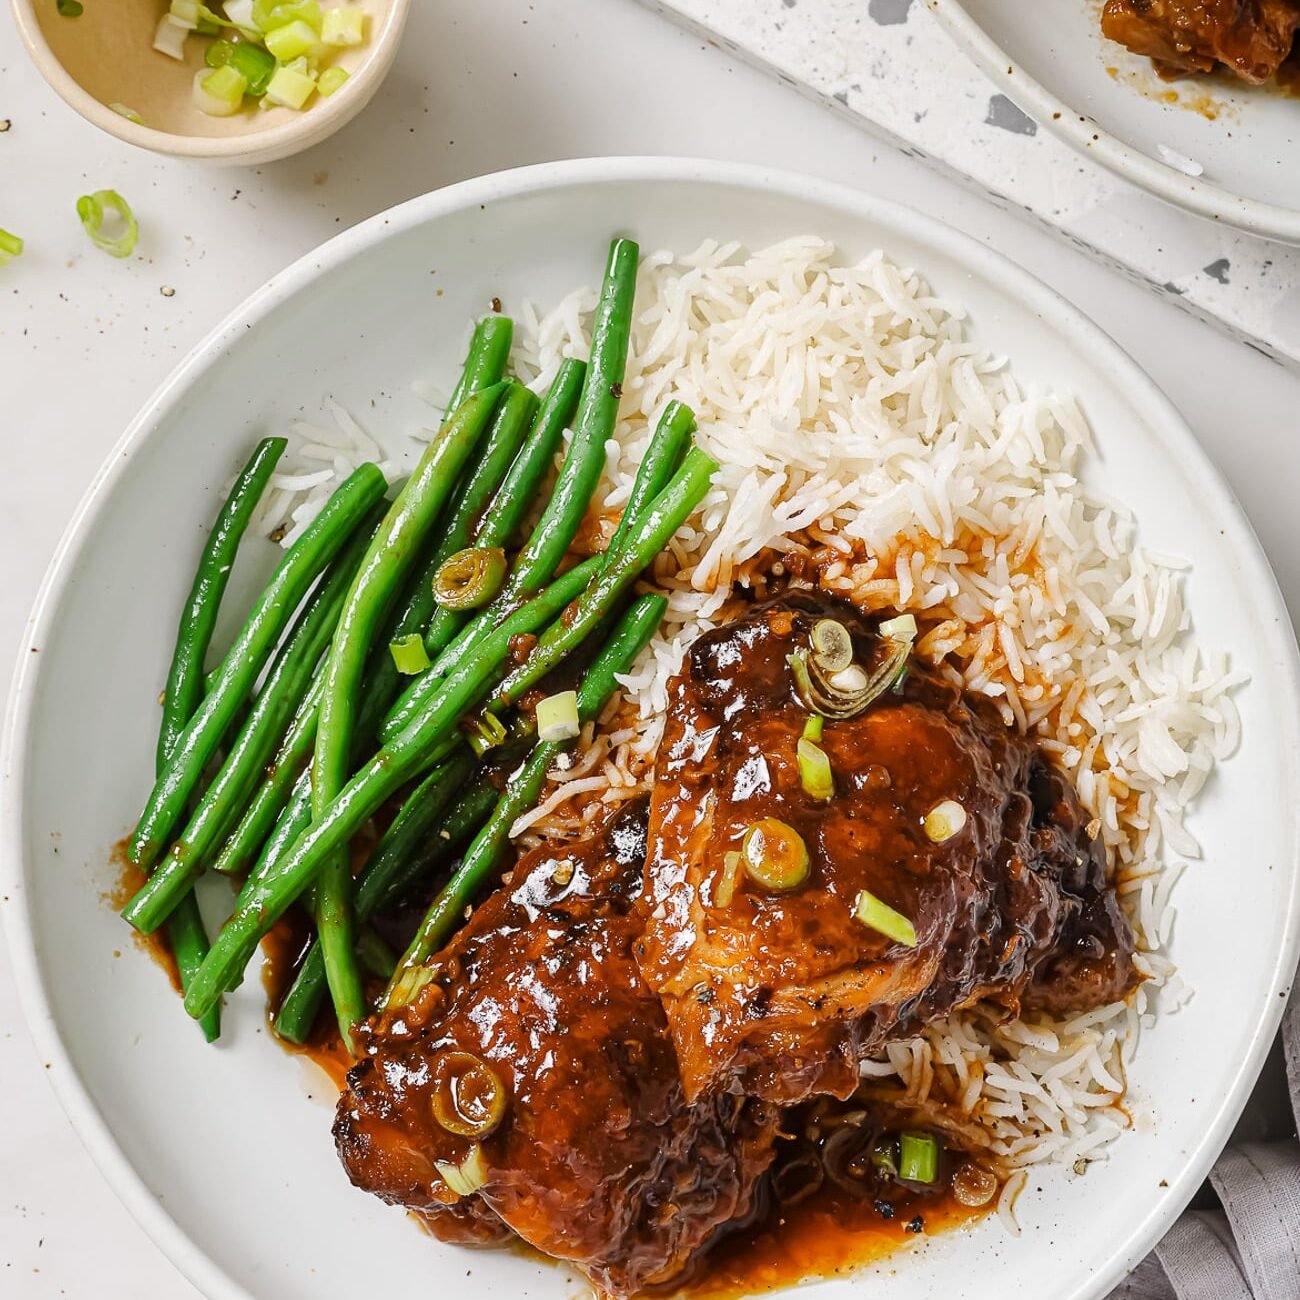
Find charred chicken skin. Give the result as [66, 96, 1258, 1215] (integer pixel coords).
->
[336, 595, 1135, 1296]
[334, 801, 779, 1297]
[634, 597, 1136, 1106]
[1101, 0, 1300, 83]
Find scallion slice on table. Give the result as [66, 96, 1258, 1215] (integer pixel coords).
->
[0, 229, 23, 265]
[75, 190, 139, 259]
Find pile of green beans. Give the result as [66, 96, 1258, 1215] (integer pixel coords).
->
[118, 237, 717, 1052]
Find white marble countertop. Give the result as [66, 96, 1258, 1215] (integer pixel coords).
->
[1, 0, 1298, 1295]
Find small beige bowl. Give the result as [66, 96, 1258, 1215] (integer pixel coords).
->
[10, 0, 409, 164]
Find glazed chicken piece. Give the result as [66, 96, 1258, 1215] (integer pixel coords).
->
[1101, 0, 1300, 83]
[635, 596, 1136, 1107]
[335, 801, 779, 1298]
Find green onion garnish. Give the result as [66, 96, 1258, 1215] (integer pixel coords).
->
[465, 710, 507, 757]
[0, 228, 23, 266]
[192, 65, 248, 116]
[898, 1131, 939, 1184]
[535, 690, 580, 743]
[264, 17, 319, 60]
[57, 0, 83, 16]
[797, 737, 834, 801]
[810, 618, 853, 673]
[434, 546, 507, 611]
[253, 0, 322, 33]
[75, 190, 138, 259]
[741, 818, 810, 893]
[430, 1050, 507, 1139]
[389, 634, 431, 676]
[852, 889, 918, 947]
[317, 65, 350, 95]
[802, 714, 823, 742]
[923, 799, 967, 843]
[265, 60, 317, 110]
[714, 850, 743, 908]
[321, 5, 365, 45]
[434, 1143, 488, 1198]
[109, 102, 144, 124]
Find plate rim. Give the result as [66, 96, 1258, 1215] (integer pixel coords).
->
[927, 0, 1300, 246]
[4, 154, 1299, 1300]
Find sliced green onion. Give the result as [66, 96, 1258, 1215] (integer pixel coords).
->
[56, 0, 83, 16]
[430, 1051, 507, 1139]
[714, 850, 743, 908]
[465, 710, 507, 757]
[153, 13, 191, 58]
[802, 714, 824, 742]
[321, 5, 365, 44]
[811, 618, 854, 673]
[923, 799, 966, 844]
[879, 613, 917, 641]
[797, 737, 834, 801]
[109, 102, 144, 123]
[317, 65, 349, 95]
[852, 889, 917, 948]
[0, 229, 23, 266]
[192, 65, 248, 116]
[536, 690, 580, 743]
[264, 61, 317, 109]
[75, 190, 139, 259]
[265, 17, 320, 60]
[434, 1144, 488, 1198]
[899, 1132, 939, 1184]
[205, 39, 276, 93]
[223, 0, 259, 33]
[741, 818, 810, 893]
[253, 0, 322, 32]
[389, 633, 431, 676]
[434, 546, 507, 611]
[870, 1137, 899, 1177]
[206, 38, 236, 65]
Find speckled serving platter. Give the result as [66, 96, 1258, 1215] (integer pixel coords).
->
[641, 0, 1300, 368]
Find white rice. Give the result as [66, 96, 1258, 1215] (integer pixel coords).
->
[259, 237, 1243, 1191]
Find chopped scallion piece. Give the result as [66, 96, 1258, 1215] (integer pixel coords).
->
[802, 714, 823, 741]
[227, 39, 277, 94]
[714, 850, 743, 908]
[434, 546, 507, 611]
[317, 65, 350, 95]
[223, 0, 259, 33]
[56, 0, 83, 16]
[205, 38, 236, 66]
[923, 799, 966, 844]
[321, 5, 365, 44]
[811, 618, 853, 673]
[253, 0, 322, 32]
[899, 1131, 939, 1184]
[265, 16, 320, 60]
[192, 65, 248, 116]
[741, 818, 810, 893]
[536, 690, 580, 742]
[109, 102, 144, 123]
[852, 889, 917, 947]
[797, 737, 834, 801]
[879, 613, 917, 641]
[75, 190, 139, 259]
[434, 1144, 488, 1198]
[0, 228, 23, 266]
[430, 1051, 507, 1139]
[264, 61, 317, 109]
[389, 634, 431, 676]
[153, 13, 191, 59]
[465, 710, 507, 757]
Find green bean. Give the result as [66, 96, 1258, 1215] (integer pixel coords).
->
[386, 594, 667, 1004]
[364, 383, 537, 715]
[444, 315, 512, 415]
[380, 240, 638, 744]
[128, 463, 388, 875]
[606, 400, 695, 555]
[271, 753, 482, 1044]
[356, 928, 397, 981]
[121, 507, 380, 934]
[153, 438, 287, 1040]
[184, 555, 604, 1025]
[420, 358, 586, 659]
[157, 438, 287, 770]
[314, 386, 505, 1048]
[209, 671, 322, 877]
[489, 448, 716, 713]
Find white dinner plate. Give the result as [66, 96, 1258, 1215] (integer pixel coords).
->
[4, 157, 1299, 1300]
[930, 0, 1300, 244]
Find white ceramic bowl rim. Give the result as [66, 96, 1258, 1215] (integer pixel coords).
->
[927, 0, 1300, 245]
[4, 156, 1299, 1300]
[8, 0, 408, 159]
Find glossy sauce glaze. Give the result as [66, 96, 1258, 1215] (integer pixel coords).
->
[636, 595, 1136, 1107]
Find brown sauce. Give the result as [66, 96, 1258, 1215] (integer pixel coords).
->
[685, 1185, 987, 1300]
[108, 837, 182, 992]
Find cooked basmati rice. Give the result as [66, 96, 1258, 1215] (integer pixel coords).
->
[260, 237, 1243, 1192]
